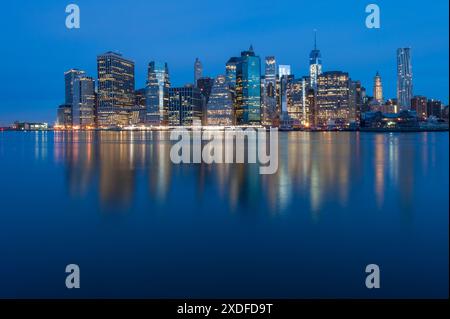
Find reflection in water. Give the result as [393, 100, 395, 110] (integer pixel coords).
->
[52, 131, 428, 215]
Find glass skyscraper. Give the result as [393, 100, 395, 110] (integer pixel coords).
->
[146, 61, 170, 125]
[309, 31, 322, 91]
[194, 58, 203, 87]
[262, 56, 277, 125]
[397, 48, 413, 110]
[235, 46, 261, 125]
[64, 69, 85, 105]
[207, 75, 234, 126]
[169, 86, 203, 126]
[97, 51, 135, 126]
[72, 75, 95, 127]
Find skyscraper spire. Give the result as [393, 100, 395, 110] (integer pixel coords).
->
[314, 29, 317, 50]
[249, 44, 254, 52]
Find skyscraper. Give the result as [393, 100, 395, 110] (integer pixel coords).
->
[373, 72, 383, 103]
[411, 96, 428, 119]
[397, 48, 413, 110]
[72, 75, 95, 127]
[235, 45, 262, 125]
[316, 71, 353, 126]
[146, 61, 170, 125]
[64, 69, 85, 105]
[278, 65, 292, 116]
[194, 58, 203, 87]
[169, 86, 203, 126]
[225, 57, 239, 88]
[97, 52, 135, 126]
[309, 31, 322, 91]
[207, 75, 234, 126]
[262, 56, 277, 125]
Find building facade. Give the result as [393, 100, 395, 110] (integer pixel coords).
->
[206, 75, 234, 126]
[397, 48, 413, 110]
[146, 61, 170, 125]
[97, 52, 135, 126]
[194, 58, 203, 87]
[169, 86, 203, 126]
[72, 75, 95, 127]
[262, 56, 277, 126]
[235, 46, 261, 125]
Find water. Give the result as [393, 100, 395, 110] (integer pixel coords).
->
[0, 131, 448, 298]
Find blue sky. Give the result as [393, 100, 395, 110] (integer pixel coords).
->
[0, 0, 448, 125]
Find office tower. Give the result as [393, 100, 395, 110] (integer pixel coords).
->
[135, 88, 147, 123]
[262, 56, 277, 125]
[65, 69, 85, 105]
[397, 48, 413, 110]
[309, 31, 322, 91]
[290, 77, 312, 125]
[57, 104, 72, 126]
[207, 75, 234, 126]
[278, 65, 292, 115]
[427, 99, 442, 118]
[146, 61, 170, 125]
[72, 75, 95, 127]
[349, 80, 363, 123]
[194, 58, 203, 87]
[316, 71, 353, 126]
[373, 72, 383, 103]
[169, 86, 203, 126]
[235, 45, 262, 125]
[97, 51, 135, 126]
[197, 77, 215, 124]
[278, 65, 291, 78]
[411, 96, 428, 119]
[226, 57, 239, 88]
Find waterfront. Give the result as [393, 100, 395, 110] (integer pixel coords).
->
[0, 131, 448, 298]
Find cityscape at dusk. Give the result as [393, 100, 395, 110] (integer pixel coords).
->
[0, 0, 448, 310]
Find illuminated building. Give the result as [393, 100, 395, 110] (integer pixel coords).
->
[145, 61, 170, 125]
[316, 71, 353, 126]
[427, 99, 442, 118]
[262, 56, 277, 125]
[207, 75, 234, 126]
[373, 72, 383, 103]
[397, 48, 413, 110]
[235, 45, 261, 125]
[169, 86, 203, 126]
[72, 75, 95, 127]
[197, 77, 215, 124]
[309, 31, 322, 91]
[411, 96, 428, 119]
[226, 57, 239, 88]
[97, 51, 135, 126]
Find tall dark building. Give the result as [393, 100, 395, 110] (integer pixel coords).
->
[194, 58, 203, 87]
[65, 69, 85, 105]
[262, 56, 277, 125]
[72, 75, 95, 127]
[97, 51, 135, 126]
[57, 104, 72, 127]
[235, 46, 262, 125]
[427, 99, 442, 118]
[146, 61, 170, 125]
[411, 96, 428, 119]
[169, 86, 203, 126]
[197, 77, 214, 105]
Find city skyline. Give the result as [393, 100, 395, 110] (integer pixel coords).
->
[0, 0, 448, 125]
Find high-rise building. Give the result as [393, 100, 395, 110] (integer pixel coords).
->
[411, 96, 428, 119]
[278, 65, 291, 78]
[194, 58, 203, 87]
[427, 99, 442, 118]
[57, 104, 72, 127]
[65, 69, 85, 105]
[146, 61, 170, 125]
[97, 52, 135, 126]
[207, 75, 234, 126]
[316, 71, 353, 126]
[397, 48, 413, 110]
[262, 56, 277, 125]
[225, 57, 239, 88]
[373, 72, 383, 103]
[278, 65, 292, 115]
[197, 77, 214, 105]
[235, 45, 261, 125]
[309, 31, 322, 91]
[72, 75, 95, 127]
[169, 86, 203, 126]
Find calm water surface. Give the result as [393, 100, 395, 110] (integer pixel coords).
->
[0, 131, 448, 298]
